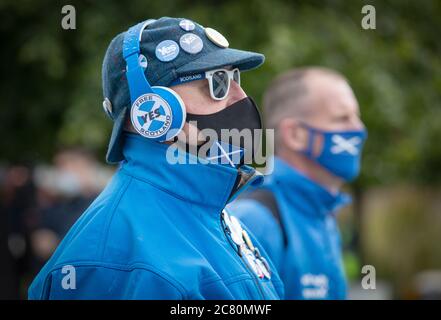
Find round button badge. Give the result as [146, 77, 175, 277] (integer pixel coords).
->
[155, 40, 180, 62]
[138, 54, 148, 69]
[179, 19, 195, 31]
[205, 27, 229, 48]
[179, 33, 204, 54]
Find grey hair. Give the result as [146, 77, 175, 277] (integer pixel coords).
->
[263, 67, 346, 152]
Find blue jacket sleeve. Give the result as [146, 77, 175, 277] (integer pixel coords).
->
[29, 264, 185, 300]
[227, 199, 285, 272]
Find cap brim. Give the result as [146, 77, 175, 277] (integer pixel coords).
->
[106, 110, 127, 164]
[176, 48, 265, 76]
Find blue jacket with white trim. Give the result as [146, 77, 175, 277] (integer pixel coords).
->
[28, 134, 284, 300]
[228, 157, 350, 300]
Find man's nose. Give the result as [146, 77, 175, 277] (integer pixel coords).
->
[226, 80, 247, 106]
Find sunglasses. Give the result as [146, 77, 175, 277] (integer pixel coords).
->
[170, 68, 241, 100]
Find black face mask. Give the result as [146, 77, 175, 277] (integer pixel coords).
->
[186, 96, 262, 164]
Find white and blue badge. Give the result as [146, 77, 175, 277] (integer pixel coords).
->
[221, 210, 271, 280]
[179, 19, 195, 31]
[130, 93, 173, 139]
[179, 33, 203, 54]
[138, 54, 148, 69]
[155, 40, 180, 62]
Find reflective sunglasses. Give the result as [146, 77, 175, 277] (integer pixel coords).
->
[170, 68, 241, 100]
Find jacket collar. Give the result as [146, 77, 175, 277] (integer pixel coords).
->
[270, 157, 351, 217]
[120, 133, 262, 212]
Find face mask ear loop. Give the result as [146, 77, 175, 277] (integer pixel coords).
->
[306, 128, 316, 158]
[298, 121, 315, 158]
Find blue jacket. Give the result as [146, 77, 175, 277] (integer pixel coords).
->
[228, 157, 350, 299]
[28, 134, 284, 300]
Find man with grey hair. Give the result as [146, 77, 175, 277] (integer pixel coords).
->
[228, 67, 367, 299]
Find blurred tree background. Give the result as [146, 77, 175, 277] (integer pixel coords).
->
[1, 0, 440, 298]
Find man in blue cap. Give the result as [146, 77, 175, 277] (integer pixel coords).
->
[228, 67, 367, 299]
[28, 17, 283, 299]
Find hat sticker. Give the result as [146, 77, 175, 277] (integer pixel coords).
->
[205, 27, 229, 48]
[138, 54, 148, 69]
[179, 33, 203, 54]
[179, 19, 195, 31]
[155, 40, 180, 62]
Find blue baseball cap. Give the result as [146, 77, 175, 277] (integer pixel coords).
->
[102, 17, 265, 164]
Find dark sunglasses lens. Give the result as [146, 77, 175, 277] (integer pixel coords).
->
[212, 71, 229, 99]
[233, 69, 240, 84]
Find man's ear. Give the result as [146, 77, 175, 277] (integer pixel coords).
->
[279, 118, 309, 152]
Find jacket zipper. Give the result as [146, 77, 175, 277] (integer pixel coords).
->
[219, 211, 266, 300]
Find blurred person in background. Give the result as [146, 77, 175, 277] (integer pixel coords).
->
[30, 148, 111, 267]
[229, 67, 367, 299]
[0, 165, 37, 299]
[28, 17, 283, 300]
[0, 150, 110, 299]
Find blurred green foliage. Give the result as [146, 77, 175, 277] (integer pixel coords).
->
[1, 0, 440, 187]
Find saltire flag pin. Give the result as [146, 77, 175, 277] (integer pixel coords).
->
[179, 19, 195, 31]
